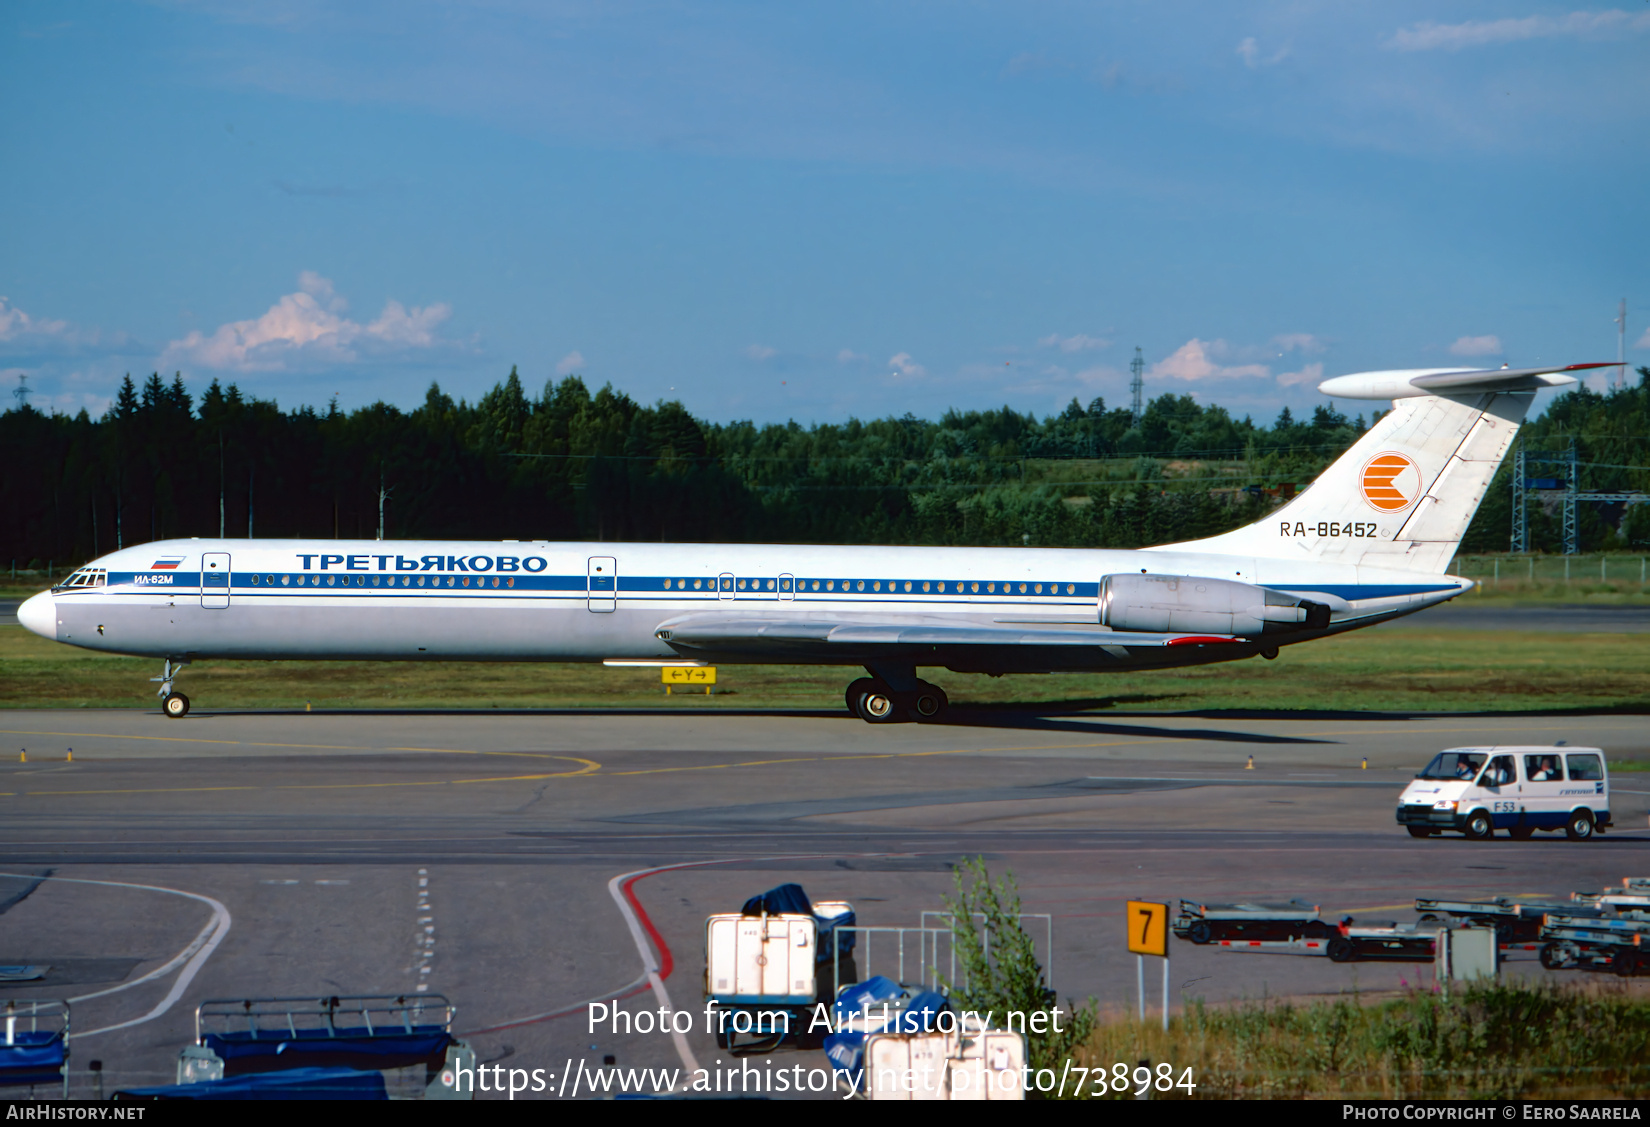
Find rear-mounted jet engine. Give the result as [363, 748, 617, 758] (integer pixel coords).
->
[1098, 574, 1331, 636]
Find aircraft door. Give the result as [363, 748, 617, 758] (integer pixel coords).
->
[201, 552, 231, 609]
[778, 573, 795, 601]
[717, 573, 735, 600]
[587, 557, 617, 613]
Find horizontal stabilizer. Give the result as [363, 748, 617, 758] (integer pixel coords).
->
[1318, 363, 1611, 401]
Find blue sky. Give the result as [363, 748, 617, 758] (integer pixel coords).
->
[2, 1, 1647, 426]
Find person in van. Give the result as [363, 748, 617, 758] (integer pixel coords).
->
[1482, 757, 1514, 787]
[1528, 755, 1560, 782]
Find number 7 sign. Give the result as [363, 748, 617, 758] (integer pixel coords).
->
[1126, 901, 1168, 957]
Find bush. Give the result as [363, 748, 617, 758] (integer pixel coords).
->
[943, 857, 1095, 1094]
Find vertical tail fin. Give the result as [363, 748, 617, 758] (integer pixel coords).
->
[1156, 390, 1533, 573]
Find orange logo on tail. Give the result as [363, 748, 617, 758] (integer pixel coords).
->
[1360, 452, 1421, 512]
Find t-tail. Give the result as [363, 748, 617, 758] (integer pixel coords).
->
[1153, 363, 1613, 574]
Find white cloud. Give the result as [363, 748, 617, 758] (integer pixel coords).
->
[1276, 362, 1325, 388]
[836, 348, 867, 364]
[1037, 332, 1110, 353]
[367, 301, 448, 347]
[297, 270, 344, 310]
[1236, 37, 1289, 68]
[158, 273, 453, 372]
[555, 350, 585, 375]
[888, 351, 926, 378]
[0, 297, 71, 342]
[1390, 9, 1650, 51]
[1449, 334, 1503, 357]
[1151, 339, 1270, 381]
[1272, 333, 1324, 354]
[0, 297, 134, 359]
[1635, 327, 1650, 349]
[744, 343, 777, 361]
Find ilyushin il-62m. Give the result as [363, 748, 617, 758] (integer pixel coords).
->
[18, 363, 1608, 723]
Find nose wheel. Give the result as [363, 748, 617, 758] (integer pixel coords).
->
[152, 657, 192, 719]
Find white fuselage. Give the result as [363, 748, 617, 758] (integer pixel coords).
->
[21, 537, 1467, 673]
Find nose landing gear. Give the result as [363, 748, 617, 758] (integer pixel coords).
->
[153, 657, 192, 719]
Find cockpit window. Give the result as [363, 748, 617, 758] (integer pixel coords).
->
[1416, 751, 1486, 781]
[54, 568, 107, 591]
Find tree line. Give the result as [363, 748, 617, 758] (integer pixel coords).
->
[3, 366, 1646, 571]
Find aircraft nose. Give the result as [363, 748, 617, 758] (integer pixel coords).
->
[17, 592, 56, 641]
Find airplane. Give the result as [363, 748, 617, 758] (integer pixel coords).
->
[16, 362, 1610, 723]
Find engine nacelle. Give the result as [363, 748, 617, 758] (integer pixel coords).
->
[1099, 574, 1330, 636]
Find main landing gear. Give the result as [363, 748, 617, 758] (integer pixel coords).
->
[844, 667, 949, 724]
[153, 657, 191, 719]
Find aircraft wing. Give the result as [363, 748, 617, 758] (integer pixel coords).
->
[653, 612, 1244, 670]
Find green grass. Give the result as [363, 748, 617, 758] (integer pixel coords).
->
[1450, 554, 1650, 604]
[4, 620, 1649, 714]
[1074, 983, 1650, 1099]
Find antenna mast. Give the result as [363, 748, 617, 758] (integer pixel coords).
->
[1617, 299, 1628, 390]
[1129, 347, 1144, 422]
[12, 373, 30, 410]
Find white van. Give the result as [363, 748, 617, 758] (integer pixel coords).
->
[1397, 746, 1610, 841]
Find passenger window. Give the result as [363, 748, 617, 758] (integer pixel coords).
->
[1566, 754, 1603, 782]
[1524, 755, 1561, 782]
[1478, 755, 1515, 787]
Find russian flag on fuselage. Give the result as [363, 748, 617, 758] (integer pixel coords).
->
[150, 556, 186, 570]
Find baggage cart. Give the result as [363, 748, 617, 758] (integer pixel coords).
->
[1327, 919, 1444, 963]
[1539, 915, 1649, 976]
[1172, 899, 1337, 946]
[739, 884, 857, 960]
[183, 994, 472, 1099]
[0, 999, 68, 1098]
[1415, 897, 1603, 947]
[824, 976, 949, 1093]
[863, 1015, 1026, 1102]
[704, 911, 819, 1053]
[1572, 878, 1650, 912]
